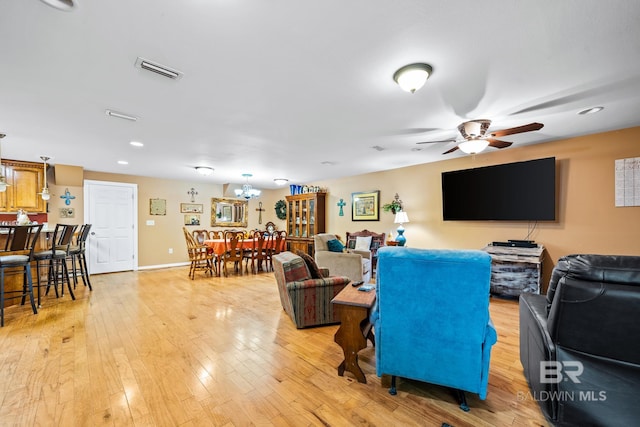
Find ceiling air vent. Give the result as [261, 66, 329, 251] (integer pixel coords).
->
[135, 57, 183, 80]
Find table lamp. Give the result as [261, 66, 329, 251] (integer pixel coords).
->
[394, 211, 409, 246]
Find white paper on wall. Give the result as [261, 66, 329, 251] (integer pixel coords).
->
[615, 157, 640, 207]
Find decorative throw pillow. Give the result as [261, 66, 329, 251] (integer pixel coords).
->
[354, 236, 373, 251]
[296, 250, 324, 279]
[326, 239, 345, 253]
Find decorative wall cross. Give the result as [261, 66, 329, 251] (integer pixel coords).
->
[187, 188, 198, 202]
[337, 198, 346, 216]
[256, 201, 265, 224]
[60, 188, 76, 205]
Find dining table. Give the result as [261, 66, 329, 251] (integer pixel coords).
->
[203, 238, 286, 275]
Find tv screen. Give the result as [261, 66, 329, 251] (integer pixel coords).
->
[442, 157, 556, 221]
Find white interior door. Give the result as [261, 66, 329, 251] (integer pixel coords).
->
[84, 180, 138, 274]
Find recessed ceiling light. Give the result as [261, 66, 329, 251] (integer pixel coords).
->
[130, 141, 144, 147]
[106, 109, 138, 121]
[117, 160, 129, 165]
[578, 106, 604, 115]
[39, 0, 77, 12]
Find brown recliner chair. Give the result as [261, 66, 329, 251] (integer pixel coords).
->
[519, 254, 640, 426]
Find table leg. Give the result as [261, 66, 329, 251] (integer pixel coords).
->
[334, 304, 370, 383]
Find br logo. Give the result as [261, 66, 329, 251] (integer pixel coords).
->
[540, 361, 584, 384]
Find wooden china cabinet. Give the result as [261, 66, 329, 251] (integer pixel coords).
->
[285, 192, 326, 256]
[0, 159, 46, 213]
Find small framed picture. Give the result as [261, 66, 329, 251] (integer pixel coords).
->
[180, 203, 203, 213]
[150, 198, 167, 215]
[184, 214, 201, 226]
[352, 191, 380, 221]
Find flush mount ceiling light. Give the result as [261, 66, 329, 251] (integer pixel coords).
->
[393, 63, 433, 93]
[105, 109, 138, 121]
[130, 141, 144, 147]
[235, 174, 261, 199]
[117, 160, 129, 165]
[195, 166, 214, 176]
[135, 57, 183, 80]
[578, 106, 604, 115]
[39, 0, 77, 11]
[273, 178, 289, 185]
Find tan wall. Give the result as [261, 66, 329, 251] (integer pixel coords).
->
[48, 127, 640, 281]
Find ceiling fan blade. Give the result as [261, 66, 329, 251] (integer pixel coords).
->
[489, 122, 544, 138]
[416, 138, 458, 145]
[442, 145, 460, 155]
[487, 138, 513, 149]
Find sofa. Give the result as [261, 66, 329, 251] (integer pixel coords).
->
[519, 254, 640, 426]
[372, 247, 497, 410]
[345, 229, 386, 272]
[314, 233, 371, 284]
[273, 251, 350, 328]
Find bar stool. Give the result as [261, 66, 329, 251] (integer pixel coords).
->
[67, 224, 92, 289]
[33, 223, 78, 307]
[0, 224, 43, 327]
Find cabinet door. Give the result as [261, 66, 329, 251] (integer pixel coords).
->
[8, 165, 44, 212]
[0, 164, 8, 211]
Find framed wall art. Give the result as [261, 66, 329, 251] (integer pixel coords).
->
[149, 198, 167, 215]
[184, 214, 201, 226]
[352, 190, 380, 221]
[180, 203, 204, 213]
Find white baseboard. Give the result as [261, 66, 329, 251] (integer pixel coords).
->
[138, 262, 190, 271]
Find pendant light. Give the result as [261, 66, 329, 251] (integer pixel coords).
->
[0, 134, 9, 193]
[40, 156, 51, 201]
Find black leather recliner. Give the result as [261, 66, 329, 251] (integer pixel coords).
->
[519, 254, 640, 427]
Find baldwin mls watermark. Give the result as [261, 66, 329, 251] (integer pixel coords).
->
[517, 361, 607, 402]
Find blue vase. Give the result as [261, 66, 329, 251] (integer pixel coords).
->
[290, 184, 296, 195]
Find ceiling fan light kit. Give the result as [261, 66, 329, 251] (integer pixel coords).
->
[458, 139, 490, 154]
[417, 120, 544, 155]
[393, 63, 433, 93]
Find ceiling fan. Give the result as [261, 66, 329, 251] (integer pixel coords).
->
[416, 120, 544, 154]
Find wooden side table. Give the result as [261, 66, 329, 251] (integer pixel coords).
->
[331, 283, 376, 383]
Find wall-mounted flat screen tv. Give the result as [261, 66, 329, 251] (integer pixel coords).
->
[442, 157, 556, 221]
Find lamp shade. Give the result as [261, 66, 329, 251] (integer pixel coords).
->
[394, 211, 409, 224]
[458, 139, 489, 154]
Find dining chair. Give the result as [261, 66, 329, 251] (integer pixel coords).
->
[67, 224, 92, 289]
[268, 230, 287, 272]
[192, 229, 209, 245]
[0, 224, 43, 326]
[183, 227, 215, 279]
[33, 223, 78, 306]
[243, 231, 271, 274]
[222, 230, 245, 277]
[208, 230, 222, 240]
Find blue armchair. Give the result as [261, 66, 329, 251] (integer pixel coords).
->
[371, 247, 497, 410]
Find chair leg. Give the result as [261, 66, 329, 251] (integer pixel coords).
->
[61, 260, 75, 300]
[26, 264, 37, 315]
[389, 375, 397, 395]
[1, 268, 5, 327]
[455, 389, 469, 412]
[79, 253, 92, 290]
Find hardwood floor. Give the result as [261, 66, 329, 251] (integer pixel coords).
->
[0, 267, 549, 426]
